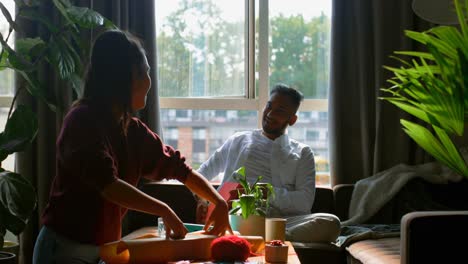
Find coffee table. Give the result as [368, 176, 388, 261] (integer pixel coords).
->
[121, 226, 301, 263]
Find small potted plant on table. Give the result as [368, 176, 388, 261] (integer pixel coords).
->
[228, 167, 274, 237]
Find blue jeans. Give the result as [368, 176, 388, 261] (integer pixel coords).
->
[33, 226, 101, 264]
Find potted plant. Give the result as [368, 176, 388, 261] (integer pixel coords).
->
[380, 0, 468, 179]
[0, 0, 114, 260]
[228, 166, 275, 237]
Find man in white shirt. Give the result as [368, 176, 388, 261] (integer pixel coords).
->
[197, 84, 341, 243]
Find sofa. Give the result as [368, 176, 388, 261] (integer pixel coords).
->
[126, 178, 468, 263]
[331, 178, 468, 264]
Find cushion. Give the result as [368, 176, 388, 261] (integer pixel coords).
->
[346, 237, 400, 264]
[286, 213, 341, 243]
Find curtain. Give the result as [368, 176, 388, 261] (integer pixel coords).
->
[16, 1, 159, 263]
[329, 0, 433, 185]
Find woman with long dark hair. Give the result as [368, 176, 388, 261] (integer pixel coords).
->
[32, 30, 232, 263]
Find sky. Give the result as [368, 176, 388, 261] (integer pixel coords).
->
[156, 0, 332, 27]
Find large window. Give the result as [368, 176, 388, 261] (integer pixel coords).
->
[0, 0, 15, 172]
[156, 0, 331, 186]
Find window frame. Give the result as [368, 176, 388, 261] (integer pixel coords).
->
[158, 0, 329, 127]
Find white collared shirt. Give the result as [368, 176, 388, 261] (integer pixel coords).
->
[197, 129, 316, 217]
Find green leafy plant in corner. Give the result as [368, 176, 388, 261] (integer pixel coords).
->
[229, 166, 275, 219]
[380, 0, 468, 178]
[0, 0, 115, 249]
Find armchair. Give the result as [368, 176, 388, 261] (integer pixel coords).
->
[401, 211, 468, 264]
[335, 178, 468, 264]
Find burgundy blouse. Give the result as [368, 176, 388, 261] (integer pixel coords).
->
[42, 104, 191, 245]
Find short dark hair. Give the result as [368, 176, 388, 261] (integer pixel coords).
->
[270, 83, 304, 110]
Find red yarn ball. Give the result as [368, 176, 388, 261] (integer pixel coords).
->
[210, 235, 251, 262]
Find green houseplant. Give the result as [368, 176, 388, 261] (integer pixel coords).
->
[0, 0, 114, 252]
[380, 0, 468, 179]
[228, 166, 274, 237]
[229, 166, 275, 219]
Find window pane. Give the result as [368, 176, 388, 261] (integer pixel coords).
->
[0, 1, 15, 173]
[268, 0, 331, 99]
[160, 109, 257, 169]
[156, 0, 245, 97]
[288, 111, 330, 186]
[0, 0, 15, 96]
[163, 127, 179, 149]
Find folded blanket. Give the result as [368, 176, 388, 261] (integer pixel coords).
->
[336, 224, 400, 248]
[342, 162, 462, 226]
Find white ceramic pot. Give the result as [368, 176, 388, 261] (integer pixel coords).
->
[0, 252, 15, 264]
[1, 241, 18, 264]
[229, 214, 265, 238]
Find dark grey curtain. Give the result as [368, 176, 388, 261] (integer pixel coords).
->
[16, 1, 159, 263]
[329, 0, 433, 185]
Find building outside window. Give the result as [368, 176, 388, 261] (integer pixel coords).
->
[192, 127, 207, 167]
[155, 0, 331, 186]
[306, 130, 320, 142]
[163, 127, 179, 149]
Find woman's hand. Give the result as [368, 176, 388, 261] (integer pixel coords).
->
[204, 200, 233, 236]
[183, 170, 233, 236]
[162, 208, 188, 239]
[101, 179, 189, 239]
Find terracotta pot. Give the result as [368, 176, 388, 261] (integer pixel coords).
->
[229, 214, 265, 238]
[265, 244, 289, 263]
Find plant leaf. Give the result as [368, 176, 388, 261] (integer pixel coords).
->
[394, 51, 435, 61]
[103, 18, 117, 29]
[52, 0, 75, 28]
[66, 6, 105, 28]
[17, 71, 57, 112]
[0, 2, 19, 32]
[15, 37, 45, 61]
[382, 99, 441, 127]
[0, 105, 38, 162]
[433, 126, 468, 176]
[401, 120, 468, 178]
[0, 170, 37, 235]
[0, 36, 35, 72]
[239, 195, 255, 219]
[0, 48, 8, 70]
[233, 166, 250, 194]
[48, 36, 76, 79]
[18, 8, 59, 33]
